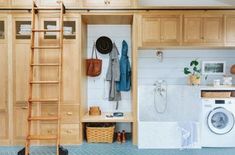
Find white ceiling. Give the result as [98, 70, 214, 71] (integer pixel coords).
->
[138, 0, 235, 6]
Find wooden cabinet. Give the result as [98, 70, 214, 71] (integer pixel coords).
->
[0, 19, 7, 110]
[225, 15, 235, 45]
[13, 17, 31, 105]
[41, 104, 79, 123]
[13, 105, 37, 144]
[141, 15, 181, 47]
[184, 17, 203, 43]
[183, 15, 224, 45]
[83, 0, 132, 8]
[40, 123, 79, 144]
[39, 0, 80, 7]
[13, 105, 28, 144]
[0, 0, 11, 7]
[0, 112, 8, 144]
[11, 0, 32, 7]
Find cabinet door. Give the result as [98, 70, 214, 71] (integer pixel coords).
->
[184, 17, 203, 44]
[161, 17, 180, 44]
[142, 17, 161, 46]
[39, 0, 79, 7]
[203, 17, 223, 44]
[0, 43, 7, 110]
[0, 112, 8, 140]
[0, 0, 10, 7]
[11, 0, 32, 7]
[13, 105, 28, 144]
[83, 0, 131, 8]
[226, 16, 235, 45]
[13, 105, 37, 144]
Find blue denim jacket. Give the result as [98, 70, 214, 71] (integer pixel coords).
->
[117, 40, 131, 91]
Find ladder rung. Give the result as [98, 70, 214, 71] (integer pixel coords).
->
[31, 63, 60, 66]
[32, 29, 61, 32]
[30, 81, 59, 84]
[28, 116, 59, 121]
[29, 99, 59, 103]
[27, 135, 57, 140]
[32, 46, 61, 49]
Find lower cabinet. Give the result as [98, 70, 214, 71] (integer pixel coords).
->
[13, 104, 37, 145]
[40, 123, 80, 144]
[40, 104, 80, 144]
[0, 112, 8, 144]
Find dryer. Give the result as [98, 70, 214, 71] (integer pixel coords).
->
[201, 99, 235, 147]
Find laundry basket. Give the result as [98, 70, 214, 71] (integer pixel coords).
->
[86, 123, 115, 143]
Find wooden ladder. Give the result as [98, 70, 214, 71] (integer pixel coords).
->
[18, 1, 67, 155]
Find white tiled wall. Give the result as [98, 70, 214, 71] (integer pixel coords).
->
[138, 49, 235, 86]
[87, 25, 132, 132]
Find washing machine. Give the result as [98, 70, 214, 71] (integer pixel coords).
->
[201, 99, 235, 147]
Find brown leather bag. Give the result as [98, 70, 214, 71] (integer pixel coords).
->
[86, 43, 102, 77]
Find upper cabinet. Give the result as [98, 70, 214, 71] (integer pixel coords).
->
[0, 0, 11, 7]
[225, 15, 235, 46]
[83, 0, 132, 8]
[39, 0, 80, 8]
[183, 15, 224, 45]
[141, 15, 181, 47]
[11, 0, 32, 7]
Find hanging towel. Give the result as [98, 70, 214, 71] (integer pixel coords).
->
[106, 43, 121, 101]
[117, 40, 131, 91]
[178, 121, 198, 149]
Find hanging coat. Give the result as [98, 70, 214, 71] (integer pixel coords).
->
[117, 40, 131, 91]
[106, 43, 121, 101]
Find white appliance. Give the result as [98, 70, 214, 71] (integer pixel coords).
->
[201, 99, 235, 147]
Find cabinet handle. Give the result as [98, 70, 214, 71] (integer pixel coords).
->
[21, 106, 28, 109]
[67, 112, 73, 115]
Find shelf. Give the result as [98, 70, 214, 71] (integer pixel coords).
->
[82, 112, 133, 123]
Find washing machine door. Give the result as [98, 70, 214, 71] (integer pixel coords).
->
[207, 107, 235, 135]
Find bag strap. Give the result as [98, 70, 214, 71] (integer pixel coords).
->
[91, 42, 98, 59]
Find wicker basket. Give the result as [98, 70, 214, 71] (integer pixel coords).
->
[86, 124, 115, 143]
[202, 91, 231, 98]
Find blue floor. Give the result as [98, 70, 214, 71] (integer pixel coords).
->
[1, 141, 235, 155]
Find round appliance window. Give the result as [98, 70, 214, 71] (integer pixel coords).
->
[207, 107, 234, 135]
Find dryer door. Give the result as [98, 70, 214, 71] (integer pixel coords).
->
[207, 107, 235, 135]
